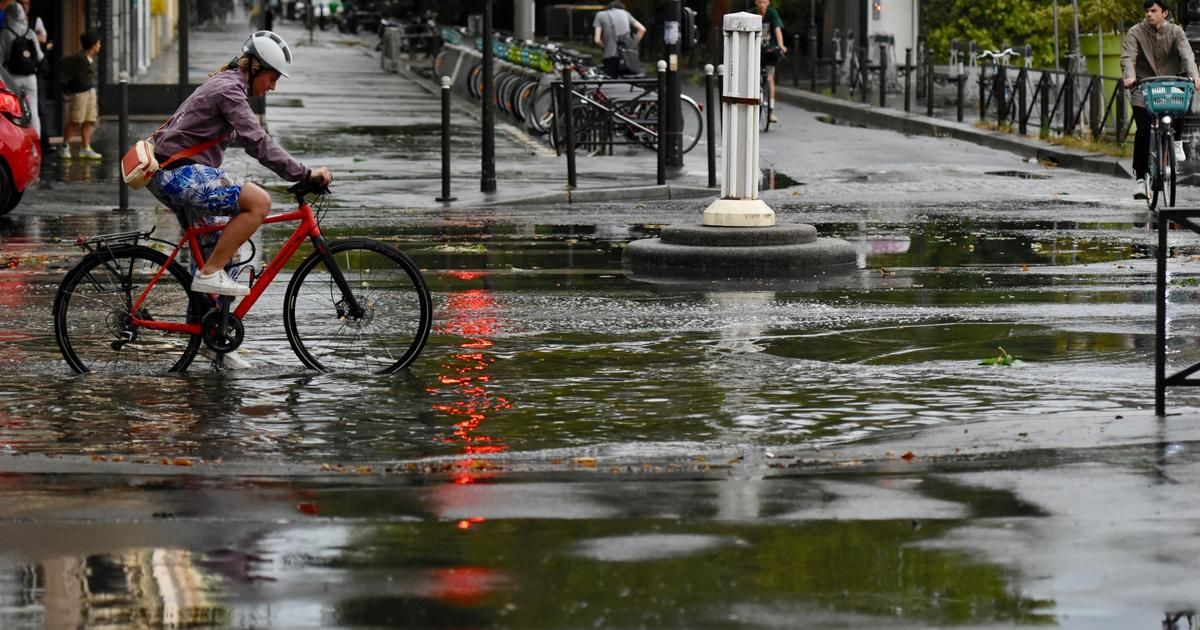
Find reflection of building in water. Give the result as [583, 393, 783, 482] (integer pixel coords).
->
[8, 550, 224, 627]
[431, 272, 511, 463]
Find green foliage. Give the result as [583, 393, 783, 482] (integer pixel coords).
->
[923, 0, 1144, 67]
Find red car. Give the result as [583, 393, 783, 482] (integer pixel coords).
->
[0, 66, 40, 216]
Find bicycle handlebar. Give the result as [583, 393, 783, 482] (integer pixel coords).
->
[288, 180, 331, 199]
[977, 48, 1022, 59]
[1135, 75, 1194, 86]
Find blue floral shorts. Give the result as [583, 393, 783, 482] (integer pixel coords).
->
[148, 164, 244, 227]
[148, 164, 246, 275]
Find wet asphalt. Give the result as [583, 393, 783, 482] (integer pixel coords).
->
[3, 17, 1200, 629]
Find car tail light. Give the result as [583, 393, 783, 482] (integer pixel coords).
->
[0, 89, 25, 125]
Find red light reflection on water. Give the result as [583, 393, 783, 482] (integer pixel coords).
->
[425, 565, 503, 607]
[431, 276, 511, 463]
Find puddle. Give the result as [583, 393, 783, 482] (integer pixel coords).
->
[815, 115, 870, 128]
[835, 168, 913, 184]
[986, 170, 1052, 180]
[761, 168, 802, 190]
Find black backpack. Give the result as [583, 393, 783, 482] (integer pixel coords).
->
[6, 28, 37, 76]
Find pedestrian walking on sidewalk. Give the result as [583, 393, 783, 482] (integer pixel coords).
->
[0, 2, 41, 138]
[755, 0, 787, 124]
[146, 31, 332, 300]
[57, 31, 101, 160]
[1122, 0, 1200, 199]
[593, 1, 645, 78]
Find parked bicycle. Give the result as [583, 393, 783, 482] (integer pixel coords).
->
[1138, 76, 1194, 210]
[977, 48, 1024, 122]
[52, 181, 433, 374]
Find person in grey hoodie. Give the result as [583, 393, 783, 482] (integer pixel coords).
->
[1121, 0, 1200, 200]
[147, 31, 332, 299]
[0, 2, 41, 136]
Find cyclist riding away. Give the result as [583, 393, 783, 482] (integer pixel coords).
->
[146, 30, 332, 297]
[755, 0, 787, 124]
[1122, 0, 1200, 199]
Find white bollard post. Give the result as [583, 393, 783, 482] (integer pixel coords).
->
[703, 12, 775, 227]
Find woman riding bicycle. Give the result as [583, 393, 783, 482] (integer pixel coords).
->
[1121, 0, 1200, 200]
[147, 30, 333, 297]
[755, 0, 787, 124]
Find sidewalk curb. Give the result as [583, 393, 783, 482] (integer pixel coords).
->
[774, 87, 1134, 179]
[471, 184, 719, 207]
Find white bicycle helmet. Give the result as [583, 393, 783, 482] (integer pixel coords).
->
[242, 30, 293, 78]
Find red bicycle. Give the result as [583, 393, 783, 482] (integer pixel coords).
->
[52, 181, 433, 374]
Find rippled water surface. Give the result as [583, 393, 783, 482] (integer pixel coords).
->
[1, 207, 1199, 462]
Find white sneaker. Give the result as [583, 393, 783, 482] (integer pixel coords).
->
[200, 347, 253, 369]
[192, 269, 249, 296]
[1134, 178, 1148, 200]
[1176, 140, 1187, 163]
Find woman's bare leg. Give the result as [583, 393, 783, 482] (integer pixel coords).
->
[200, 182, 271, 275]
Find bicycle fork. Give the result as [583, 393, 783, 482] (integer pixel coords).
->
[312, 235, 366, 320]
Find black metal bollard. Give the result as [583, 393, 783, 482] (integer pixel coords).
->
[436, 76, 456, 203]
[1040, 74, 1051, 135]
[1064, 67, 1075, 135]
[117, 72, 128, 212]
[860, 47, 869, 104]
[657, 60, 667, 186]
[793, 33, 801, 88]
[996, 62, 1007, 123]
[481, 0, 496, 192]
[904, 48, 912, 113]
[830, 59, 838, 97]
[979, 66, 987, 122]
[926, 53, 935, 117]
[879, 43, 887, 108]
[1017, 68, 1028, 135]
[810, 31, 818, 92]
[705, 64, 717, 189]
[563, 68, 576, 189]
[957, 74, 966, 122]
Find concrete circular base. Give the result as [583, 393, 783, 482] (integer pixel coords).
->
[624, 222, 857, 279]
[702, 198, 776, 227]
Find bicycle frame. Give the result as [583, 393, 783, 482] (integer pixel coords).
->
[126, 197, 356, 336]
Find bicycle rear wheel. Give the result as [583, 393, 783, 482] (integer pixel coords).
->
[53, 245, 203, 374]
[284, 238, 432, 373]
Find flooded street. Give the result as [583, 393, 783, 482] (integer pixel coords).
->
[1, 201, 1195, 462]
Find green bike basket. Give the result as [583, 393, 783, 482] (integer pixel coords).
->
[1141, 79, 1195, 116]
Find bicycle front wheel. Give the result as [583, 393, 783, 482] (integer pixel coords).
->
[53, 245, 203, 374]
[1166, 131, 1178, 208]
[760, 74, 771, 132]
[284, 238, 432, 373]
